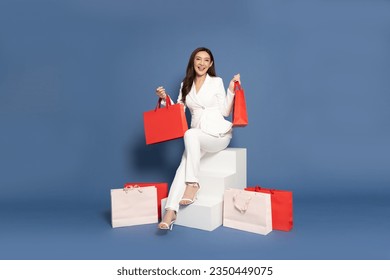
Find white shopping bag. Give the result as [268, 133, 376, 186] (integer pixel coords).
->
[111, 185, 158, 228]
[223, 188, 272, 235]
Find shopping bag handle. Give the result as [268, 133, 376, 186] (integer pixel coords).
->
[233, 193, 252, 214]
[155, 95, 172, 111]
[254, 185, 274, 194]
[123, 184, 143, 193]
[234, 81, 242, 92]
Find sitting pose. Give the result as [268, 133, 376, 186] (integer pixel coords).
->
[155, 47, 241, 230]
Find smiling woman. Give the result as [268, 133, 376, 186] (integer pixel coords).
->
[182, 48, 216, 98]
[155, 47, 241, 230]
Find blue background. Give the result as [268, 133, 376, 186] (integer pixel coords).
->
[0, 0, 389, 259]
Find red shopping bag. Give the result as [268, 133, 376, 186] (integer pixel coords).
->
[124, 182, 168, 219]
[232, 81, 248, 127]
[245, 185, 293, 231]
[143, 96, 188, 145]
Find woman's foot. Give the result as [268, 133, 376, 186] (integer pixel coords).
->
[179, 182, 200, 206]
[158, 209, 177, 230]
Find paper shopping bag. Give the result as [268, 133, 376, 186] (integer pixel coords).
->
[124, 182, 168, 219]
[232, 81, 248, 127]
[143, 95, 188, 145]
[223, 188, 272, 235]
[245, 186, 293, 231]
[111, 186, 158, 228]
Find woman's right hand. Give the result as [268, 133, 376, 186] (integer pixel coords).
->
[229, 74, 241, 93]
[156, 86, 167, 100]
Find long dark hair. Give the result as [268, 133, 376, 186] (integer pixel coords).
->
[181, 47, 217, 104]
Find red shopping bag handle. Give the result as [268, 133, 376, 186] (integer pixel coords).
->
[254, 185, 275, 195]
[234, 81, 242, 92]
[155, 95, 172, 111]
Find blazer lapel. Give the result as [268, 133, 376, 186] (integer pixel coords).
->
[188, 77, 208, 108]
[188, 74, 210, 108]
[195, 74, 210, 95]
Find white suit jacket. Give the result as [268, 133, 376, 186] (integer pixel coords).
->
[176, 74, 235, 137]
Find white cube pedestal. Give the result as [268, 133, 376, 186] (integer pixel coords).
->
[197, 171, 236, 199]
[161, 197, 223, 231]
[160, 148, 247, 231]
[199, 148, 247, 189]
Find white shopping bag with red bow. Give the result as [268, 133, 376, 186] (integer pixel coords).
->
[111, 185, 158, 228]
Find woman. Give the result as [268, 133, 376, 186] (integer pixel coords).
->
[155, 47, 241, 230]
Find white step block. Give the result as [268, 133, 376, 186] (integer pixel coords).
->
[160, 172, 246, 231]
[200, 148, 246, 188]
[161, 197, 223, 231]
[197, 171, 236, 199]
[160, 148, 247, 231]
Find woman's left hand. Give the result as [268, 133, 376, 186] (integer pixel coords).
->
[229, 74, 241, 93]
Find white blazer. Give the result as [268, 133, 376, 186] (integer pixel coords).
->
[176, 74, 235, 137]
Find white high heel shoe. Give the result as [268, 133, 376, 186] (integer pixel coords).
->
[179, 183, 200, 206]
[158, 210, 176, 231]
[158, 220, 175, 230]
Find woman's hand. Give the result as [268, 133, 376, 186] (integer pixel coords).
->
[156, 86, 168, 100]
[229, 74, 241, 93]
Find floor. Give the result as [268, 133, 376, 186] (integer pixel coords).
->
[1, 190, 389, 260]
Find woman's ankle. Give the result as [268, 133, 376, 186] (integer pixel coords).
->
[164, 209, 176, 217]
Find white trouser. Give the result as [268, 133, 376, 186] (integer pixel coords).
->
[165, 128, 232, 212]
